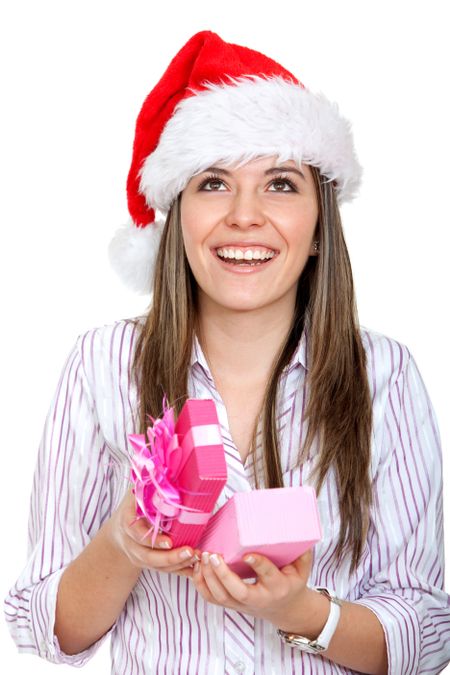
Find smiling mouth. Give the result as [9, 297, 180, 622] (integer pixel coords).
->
[215, 248, 277, 267]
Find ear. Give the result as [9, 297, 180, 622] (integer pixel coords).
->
[310, 239, 320, 257]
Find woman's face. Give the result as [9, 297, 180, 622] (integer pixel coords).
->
[179, 156, 319, 314]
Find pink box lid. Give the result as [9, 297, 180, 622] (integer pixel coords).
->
[199, 486, 322, 577]
[175, 398, 220, 437]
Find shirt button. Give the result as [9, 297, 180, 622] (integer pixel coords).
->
[234, 661, 246, 673]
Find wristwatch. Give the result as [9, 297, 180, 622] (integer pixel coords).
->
[277, 586, 343, 654]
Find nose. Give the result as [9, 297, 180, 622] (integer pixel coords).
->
[224, 189, 266, 229]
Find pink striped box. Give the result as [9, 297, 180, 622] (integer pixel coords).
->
[198, 486, 322, 578]
[168, 399, 228, 548]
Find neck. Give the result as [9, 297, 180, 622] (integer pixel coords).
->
[196, 293, 296, 383]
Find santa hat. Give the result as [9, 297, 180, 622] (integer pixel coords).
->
[109, 30, 362, 294]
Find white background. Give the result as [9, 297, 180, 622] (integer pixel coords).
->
[1, 1, 449, 672]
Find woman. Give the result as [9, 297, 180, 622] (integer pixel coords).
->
[5, 31, 450, 674]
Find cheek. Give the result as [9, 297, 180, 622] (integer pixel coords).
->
[180, 211, 211, 274]
[284, 221, 316, 254]
[180, 203, 200, 255]
[274, 198, 318, 241]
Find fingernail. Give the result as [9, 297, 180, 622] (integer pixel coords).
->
[158, 541, 171, 549]
[245, 555, 255, 564]
[210, 553, 221, 568]
[192, 553, 201, 563]
[180, 549, 192, 560]
[201, 552, 210, 565]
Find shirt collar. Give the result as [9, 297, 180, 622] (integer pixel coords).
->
[190, 332, 212, 373]
[190, 322, 309, 375]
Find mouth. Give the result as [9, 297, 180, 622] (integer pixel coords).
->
[213, 246, 279, 267]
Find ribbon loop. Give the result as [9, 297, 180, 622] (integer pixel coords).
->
[129, 397, 209, 545]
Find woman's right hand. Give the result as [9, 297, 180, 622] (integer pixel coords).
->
[107, 489, 198, 578]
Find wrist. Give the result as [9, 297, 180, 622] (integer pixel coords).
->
[275, 586, 330, 638]
[277, 587, 343, 655]
[101, 517, 144, 575]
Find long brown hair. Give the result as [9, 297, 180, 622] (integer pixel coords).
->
[131, 167, 372, 573]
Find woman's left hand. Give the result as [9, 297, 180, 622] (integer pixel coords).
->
[191, 549, 318, 631]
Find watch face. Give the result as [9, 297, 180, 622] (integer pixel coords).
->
[277, 588, 341, 654]
[305, 640, 326, 653]
[292, 641, 325, 654]
[277, 631, 325, 653]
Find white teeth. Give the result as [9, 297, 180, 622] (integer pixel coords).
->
[216, 247, 276, 261]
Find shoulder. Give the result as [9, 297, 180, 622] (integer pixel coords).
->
[358, 326, 417, 447]
[70, 316, 146, 446]
[359, 325, 412, 394]
[74, 315, 145, 385]
[357, 327, 431, 467]
[359, 327, 443, 488]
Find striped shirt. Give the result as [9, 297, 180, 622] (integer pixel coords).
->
[4, 316, 450, 674]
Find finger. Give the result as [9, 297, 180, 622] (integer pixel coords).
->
[158, 556, 199, 573]
[160, 559, 197, 575]
[126, 536, 197, 571]
[148, 533, 174, 550]
[140, 548, 199, 574]
[200, 552, 245, 605]
[285, 549, 313, 578]
[242, 553, 283, 588]
[191, 559, 216, 604]
[140, 533, 174, 551]
[148, 546, 197, 569]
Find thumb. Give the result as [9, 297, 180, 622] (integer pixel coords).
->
[286, 548, 313, 577]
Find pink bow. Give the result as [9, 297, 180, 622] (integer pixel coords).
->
[128, 398, 205, 546]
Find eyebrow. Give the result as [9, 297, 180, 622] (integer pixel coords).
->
[202, 165, 306, 180]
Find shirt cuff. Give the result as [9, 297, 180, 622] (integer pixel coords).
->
[29, 567, 114, 665]
[354, 593, 420, 675]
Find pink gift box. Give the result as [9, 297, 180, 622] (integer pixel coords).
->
[198, 486, 322, 578]
[168, 399, 228, 548]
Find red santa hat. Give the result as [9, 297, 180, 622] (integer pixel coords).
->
[109, 30, 362, 294]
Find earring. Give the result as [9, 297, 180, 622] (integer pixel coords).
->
[313, 240, 320, 253]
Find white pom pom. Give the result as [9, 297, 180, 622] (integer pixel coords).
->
[108, 218, 165, 295]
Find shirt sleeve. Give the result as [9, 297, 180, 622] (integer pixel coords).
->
[353, 347, 450, 675]
[4, 334, 121, 665]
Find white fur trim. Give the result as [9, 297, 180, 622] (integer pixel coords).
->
[108, 218, 165, 295]
[139, 75, 362, 211]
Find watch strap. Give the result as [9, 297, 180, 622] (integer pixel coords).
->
[277, 586, 342, 654]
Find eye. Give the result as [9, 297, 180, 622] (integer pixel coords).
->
[196, 173, 298, 192]
[198, 174, 227, 191]
[268, 175, 298, 192]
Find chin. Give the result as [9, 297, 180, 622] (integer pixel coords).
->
[210, 294, 275, 313]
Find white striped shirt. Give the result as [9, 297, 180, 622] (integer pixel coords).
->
[4, 317, 450, 674]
